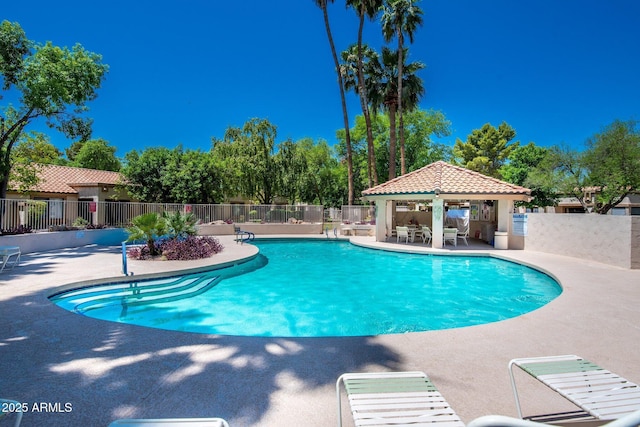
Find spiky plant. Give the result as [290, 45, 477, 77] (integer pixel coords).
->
[126, 212, 168, 256]
[162, 210, 198, 240]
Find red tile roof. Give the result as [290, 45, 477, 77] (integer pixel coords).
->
[9, 164, 123, 194]
[362, 161, 530, 196]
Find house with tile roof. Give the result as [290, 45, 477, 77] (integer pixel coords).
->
[7, 164, 126, 200]
[361, 161, 531, 249]
[4, 164, 132, 229]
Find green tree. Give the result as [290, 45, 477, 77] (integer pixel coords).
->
[338, 113, 387, 190]
[122, 146, 221, 204]
[126, 212, 167, 257]
[402, 109, 451, 171]
[164, 148, 221, 204]
[335, 108, 451, 193]
[583, 119, 640, 214]
[72, 138, 121, 171]
[341, 43, 380, 187]
[314, 0, 355, 205]
[453, 122, 519, 178]
[9, 131, 65, 193]
[501, 142, 556, 208]
[527, 144, 589, 210]
[274, 138, 307, 205]
[122, 147, 174, 202]
[381, 0, 424, 175]
[11, 131, 64, 164]
[297, 138, 342, 206]
[211, 118, 278, 204]
[0, 20, 108, 200]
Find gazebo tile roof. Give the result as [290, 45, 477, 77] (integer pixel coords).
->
[362, 161, 530, 196]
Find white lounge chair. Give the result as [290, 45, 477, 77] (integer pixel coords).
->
[0, 246, 21, 273]
[468, 409, 640, 427]
[422, 226, 432, 245]
[108, 418, 229, 427]
[443, 228, 457, 247]
[0, 398, 23, 427]
[509, 355, 640, 422]
[336, 371, 464, 427]
[396, 226, 410, 244]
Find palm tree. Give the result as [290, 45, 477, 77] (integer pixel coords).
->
[346, 0, 383, 187]
[313, 0, 355, 204]
[381, 0, 423, 175]
[126, 212, 168, 257]
[340, 44, 380, 186]
[368, 47, 425, 179]
[162, 210, 197, 239]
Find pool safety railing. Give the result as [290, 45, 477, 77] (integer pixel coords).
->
[121, 241, 132, 276]
[324, 227, 338, 239]
[234, 226, 255, 244]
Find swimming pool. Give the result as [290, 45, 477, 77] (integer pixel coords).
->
[50, 239, 562, 337]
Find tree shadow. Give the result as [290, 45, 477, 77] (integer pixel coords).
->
[0, 245, 122, 280]
[1, 291, 402, 426]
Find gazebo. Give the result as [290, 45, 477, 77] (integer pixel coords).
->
[361, 161, 531, 249]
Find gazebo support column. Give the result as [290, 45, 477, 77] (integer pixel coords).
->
[497, 199, 512, 232]
[432, 198, 444, 248]
[375, 200, 387, 242]
[496, 199, 513, 249]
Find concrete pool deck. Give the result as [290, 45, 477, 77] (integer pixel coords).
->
[1, 235, 639, 426]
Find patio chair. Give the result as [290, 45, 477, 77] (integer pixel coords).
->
[396, 226, 410, 244]
[0, 398, 23, 427]
[443, 229, 457, 247]
[421, 226, 432, 245]
[108, 418, 229, 426]
[0, 246, 21, 273]
[468, 409, 640, 427]
[336, 371, 465, 427]
[457, 227, 469, 246]
[509, 355, 640, 422]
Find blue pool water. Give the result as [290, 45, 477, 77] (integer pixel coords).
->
[50, 240, 562, 337]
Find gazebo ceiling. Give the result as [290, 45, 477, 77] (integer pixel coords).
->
[361, 161, 531, 200]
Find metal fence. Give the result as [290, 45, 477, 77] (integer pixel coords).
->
[0, 199, 325, 232]
[342, 205, 376, 224]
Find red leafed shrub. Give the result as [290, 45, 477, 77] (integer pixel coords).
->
[127, 245, 148, 259]
[127, 236, 224, 260]
[159, 236, 224, 260]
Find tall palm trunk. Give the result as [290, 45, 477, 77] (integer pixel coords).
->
[357, 4, 378, 187]
[388, 101, 397, 179]
[397, 32, 406, 175]
[398, 107, 407, 174]
[319, 1, 355, 204]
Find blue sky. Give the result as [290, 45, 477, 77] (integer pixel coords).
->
[3, 0, 639, 159]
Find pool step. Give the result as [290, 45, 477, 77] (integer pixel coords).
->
[72, 275, 221, 313]
[54, 275, 194, 301]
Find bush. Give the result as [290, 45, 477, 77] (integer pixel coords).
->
[72, 217, 90, 228]
[127, 236, 224, 261]
[86, 223, 107, 229]
[127, 245, 149, 260]
[1, 225, 33, 235]
[160, 236, 224, 260]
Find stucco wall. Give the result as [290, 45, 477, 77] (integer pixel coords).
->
[525, 214, 639, 269]
[0, 228, 128, 254]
